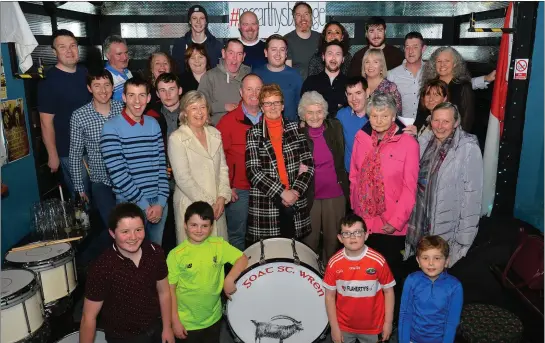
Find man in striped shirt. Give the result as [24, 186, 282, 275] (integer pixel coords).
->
[101, 76, 169, 245]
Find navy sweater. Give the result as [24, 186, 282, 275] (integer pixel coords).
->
[399, 271, 463, 343]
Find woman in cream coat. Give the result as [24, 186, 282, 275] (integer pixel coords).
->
[168, 90, 231, 243]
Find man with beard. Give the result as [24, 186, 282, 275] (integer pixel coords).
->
[69, 69, 123, 264]
[216, 74, 263, 250]
[254, 35, 302, 122]
[301, 40, 348, 117]
[104, 35, 133, 101]
[101, 77, 170, 246]
[172, 5, 223, 71]
[238, 11, 267, 69]
[348, 17, 404, 77]
[284, 2, 321, 80]
[39, 29, 92, 198]
[198, 39, 251, 125]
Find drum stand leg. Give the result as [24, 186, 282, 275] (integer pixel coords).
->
[291, 239, 300, 265]
[22, 301, 32, 335]
[259, 239, 266, 265]
[63, 263, 70, 294]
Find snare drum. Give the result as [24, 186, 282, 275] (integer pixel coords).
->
[56, 330, 106, 342]
[5, 242, 77, 308]
[226, 238, 329, 343]
[1, 269, 46, 343]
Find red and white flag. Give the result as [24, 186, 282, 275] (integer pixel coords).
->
[481, 2, 514, 216]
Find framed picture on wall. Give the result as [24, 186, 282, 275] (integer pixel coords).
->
[1, 98, 30, 162]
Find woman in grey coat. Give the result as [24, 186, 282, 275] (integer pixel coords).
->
[404, 102, 483, 267]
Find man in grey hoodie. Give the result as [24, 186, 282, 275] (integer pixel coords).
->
[172, 5, 223, 71]
[198, 39, 251, 125]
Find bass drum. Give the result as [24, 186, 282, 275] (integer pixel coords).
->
[55, 329, 106, 342]
[226, 238, 328, 343]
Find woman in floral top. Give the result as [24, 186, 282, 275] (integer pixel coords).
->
[361, 48, 403, 115]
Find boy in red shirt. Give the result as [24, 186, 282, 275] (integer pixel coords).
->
[324, 213, 395, 343]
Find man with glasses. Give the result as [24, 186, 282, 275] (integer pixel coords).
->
[254, 35, 302, 122]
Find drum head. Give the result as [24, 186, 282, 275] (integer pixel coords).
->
[56, 330, 106, 342]
[6, 242, 71, 264]
[1, 269, 35, 299]
[226, 262, 328, 343]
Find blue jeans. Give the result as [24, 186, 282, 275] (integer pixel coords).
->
[146, 203, 168, 246]
[225, 189, 249, 250]
[59, 156, 90, 199]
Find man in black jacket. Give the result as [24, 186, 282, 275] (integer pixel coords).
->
[172, 5, 223, 72]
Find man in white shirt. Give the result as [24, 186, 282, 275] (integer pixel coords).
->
[388, 32, 496, 119]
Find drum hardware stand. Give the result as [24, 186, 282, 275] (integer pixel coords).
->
[35, 273, 46, 307]
[22, 301, 32, 335]
[259, 240, 266, 265]
[291, 239, 300, 265]
[63, 264, 71, 294]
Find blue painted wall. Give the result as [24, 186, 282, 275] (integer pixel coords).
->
[1, 43, 40, 255]
[514, 3, 544, 232]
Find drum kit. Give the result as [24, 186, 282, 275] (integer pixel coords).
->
[2, 241, 79, 343]
[226, 238, 329, 343]
[1, 192, 88, 343]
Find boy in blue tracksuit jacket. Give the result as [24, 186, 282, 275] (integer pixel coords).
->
[399, 236, 463, 343]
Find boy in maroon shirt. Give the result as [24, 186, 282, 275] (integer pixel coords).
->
[79, 203, 175, 343]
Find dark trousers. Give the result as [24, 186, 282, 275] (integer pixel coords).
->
[366, 233, 406, 322]
[176, 319, 221, 343]
[106, 322, 162, 343]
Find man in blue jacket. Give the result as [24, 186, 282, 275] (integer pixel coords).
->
[172, 5, 223, 71]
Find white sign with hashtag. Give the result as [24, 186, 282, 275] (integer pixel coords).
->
[228, 2, 327, 37]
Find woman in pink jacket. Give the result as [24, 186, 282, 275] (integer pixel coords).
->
[349, 92, 419, 279]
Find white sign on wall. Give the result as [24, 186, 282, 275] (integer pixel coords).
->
[228, 2, 327, 37]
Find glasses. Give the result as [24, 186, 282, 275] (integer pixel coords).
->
[340, 230, 366, 238]
[262, 101, 283, 108]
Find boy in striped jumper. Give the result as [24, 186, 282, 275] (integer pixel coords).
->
[101, 76, 169, 245]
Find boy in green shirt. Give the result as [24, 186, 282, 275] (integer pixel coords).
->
[167, 201, 248, 342]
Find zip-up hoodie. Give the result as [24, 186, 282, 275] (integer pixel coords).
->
[197, 59, 251, 125]
[399, 271, 464, 343]
[172, 28, 223, 71]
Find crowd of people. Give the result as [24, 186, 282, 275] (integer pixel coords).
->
[35, 2, 495, 343]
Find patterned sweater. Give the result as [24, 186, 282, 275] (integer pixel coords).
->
[101, 110, 169, 209]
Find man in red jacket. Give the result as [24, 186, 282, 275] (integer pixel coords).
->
[216, 73, 263, 250]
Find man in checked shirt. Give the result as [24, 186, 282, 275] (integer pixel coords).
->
[69, 69, 124, 261]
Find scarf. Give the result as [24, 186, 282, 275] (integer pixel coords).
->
[357, 124, 398, 217]
[406, 130, 456, 254]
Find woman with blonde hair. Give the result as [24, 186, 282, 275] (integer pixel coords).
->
[168, 90, 231, 243]
[362, 48, 402, 115]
